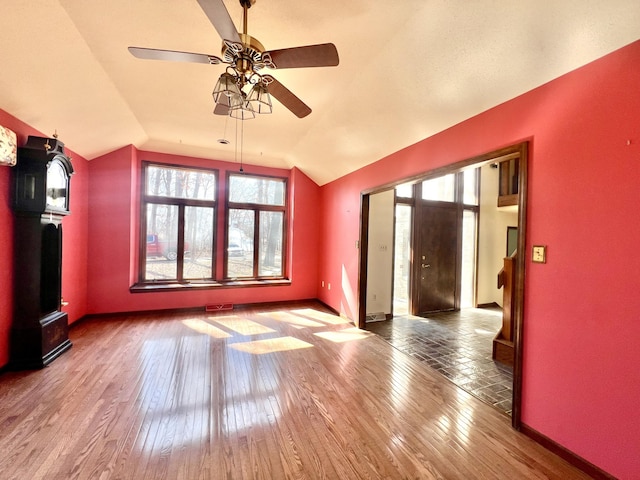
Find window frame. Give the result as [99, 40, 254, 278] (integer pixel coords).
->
[138, 161, 218, 285]
[224, 171, 288, 281]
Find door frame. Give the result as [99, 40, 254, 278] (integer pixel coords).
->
[357, 141, 528, 429]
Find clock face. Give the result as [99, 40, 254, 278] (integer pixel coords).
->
[46, 161, 68, 209]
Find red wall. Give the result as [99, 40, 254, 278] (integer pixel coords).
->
[0, 110, 89, 367]
[319, 41, 640, 478]
[86, 148, 320, 314]
[3, 39, 639, 478]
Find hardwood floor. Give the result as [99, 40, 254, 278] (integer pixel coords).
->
[0, 302, 590, 479]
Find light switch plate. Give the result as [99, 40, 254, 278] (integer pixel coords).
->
[532, 245, 546, 263]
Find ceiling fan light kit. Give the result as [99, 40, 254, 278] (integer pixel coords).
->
[129, 0, 339, 119]
[229, 102, 256, 120]
[212, 71, 242, 103]
[246, 82, 272, 114]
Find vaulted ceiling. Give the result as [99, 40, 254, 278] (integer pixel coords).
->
[2, 1, 640, 185]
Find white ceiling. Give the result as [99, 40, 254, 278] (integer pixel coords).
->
[1, 1, 639, 185]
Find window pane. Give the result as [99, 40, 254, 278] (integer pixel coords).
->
[461, 210, 477, 308]
[227, 209, 254, 278]
[395, 182, 414, 199]
[146, 165, 216, 200]
[259, 211, 283, 277]
[422, 174, 455, 202]
[145, 204, 178, 280]
[463, 168, 479, 206]
[393, 204, 412, 315]
[183, 206, 213, 280]
[229, 175, 285, 205]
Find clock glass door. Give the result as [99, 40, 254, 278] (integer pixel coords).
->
[46, 161, 68, 210]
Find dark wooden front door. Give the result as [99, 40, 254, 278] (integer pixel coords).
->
[415, 203, 459, 314]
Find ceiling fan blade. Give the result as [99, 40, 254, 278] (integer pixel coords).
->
[128, 47, 222, 65]
[196, 0, 241, 43]
[264, 76, 312, 118]
[265, 43, 339, 69]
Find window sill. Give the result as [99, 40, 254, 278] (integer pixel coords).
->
[130, 278, 291, 293]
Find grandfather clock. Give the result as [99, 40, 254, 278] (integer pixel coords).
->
[11, 135, 74, 369]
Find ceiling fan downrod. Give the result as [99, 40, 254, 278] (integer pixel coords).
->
[240, 0, 255, 35]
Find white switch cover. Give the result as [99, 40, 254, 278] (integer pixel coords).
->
[532, 245, 546, 263]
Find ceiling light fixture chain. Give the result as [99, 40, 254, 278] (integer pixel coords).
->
[230, 111, 245, 173]
[240, 114, 245, 172]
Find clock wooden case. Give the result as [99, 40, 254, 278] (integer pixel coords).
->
[11, 135, 74, 369]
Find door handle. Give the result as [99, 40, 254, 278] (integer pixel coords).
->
[422, 263, 431, 268]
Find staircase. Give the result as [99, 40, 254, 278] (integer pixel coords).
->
[494, 253, 516, 366]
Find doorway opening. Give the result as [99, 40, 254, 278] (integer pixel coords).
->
[359, 142, 528, 428]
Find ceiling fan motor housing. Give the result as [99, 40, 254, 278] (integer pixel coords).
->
[223, 34, 270, 77]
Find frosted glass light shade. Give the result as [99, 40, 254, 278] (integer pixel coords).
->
[212, 72, 242, 104]
[246, 83, 272, 114]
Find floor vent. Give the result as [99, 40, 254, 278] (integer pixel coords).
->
[205, 303, 233, 312]
[366, 312, 387, 322]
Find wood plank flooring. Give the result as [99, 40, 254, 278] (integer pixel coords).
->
[0, 302, 591, 479]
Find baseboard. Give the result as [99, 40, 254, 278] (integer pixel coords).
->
[520, 424, 616, 480]
[315, 299, 340, 317]
[74, 298, 332, 325]
[477, 302, 500, 309]
[73, 305, 205, 324]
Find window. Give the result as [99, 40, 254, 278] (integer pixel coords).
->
[422, 173, 455, 202]
[395, 182, 414, 199]
[140, 163, 217, 283]
[136, 164, 289, 289]
[463, 168, 479, 206]
[226, 173, 287, 279]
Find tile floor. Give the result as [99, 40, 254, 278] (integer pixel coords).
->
[366, 307, 514, 415]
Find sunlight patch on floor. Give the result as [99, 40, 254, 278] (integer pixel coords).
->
[229, 336, 313, 354]
[259, 311, 325, 328]
[291, 308, 350, 325]
[210, 316, 275, 336]
[314, 328, 371, 343]
[181, 319, 232, 338]
[474, 328, 495, 335]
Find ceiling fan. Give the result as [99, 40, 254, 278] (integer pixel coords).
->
[129, 0, 339, 119]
